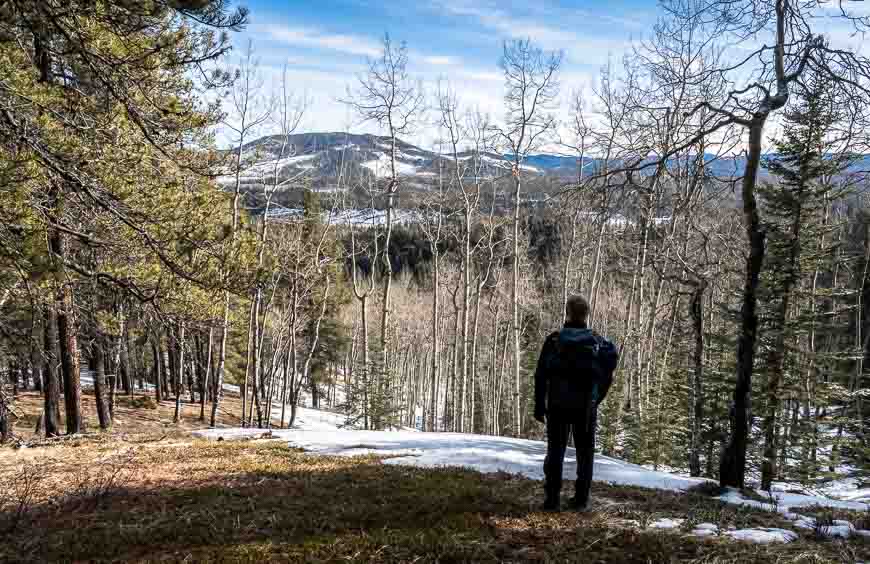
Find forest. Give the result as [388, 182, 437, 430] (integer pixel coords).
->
[3, 0, 870, 498]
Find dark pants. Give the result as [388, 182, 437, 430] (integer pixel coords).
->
[544, 406, 597, 504]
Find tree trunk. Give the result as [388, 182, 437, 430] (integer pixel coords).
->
[166, 333, 176, 397]
[288, 401, 298, 429]
[30, 311, 43, 392]
[174, 322, 185, 423]
[511, 172, 522, 437]
[152, 336, 163, 403]
[429, 251, 439, 432]
[280, 350, 289, 428]
[689, 282, 706, 477]
[562, 208, 580, 324]
[211, 301, 230, 428]
[242, 298, 255, 426]
[119, 307, 132, 396]
[460, 208, 471, 432]
[41, 306, 61, 437]
[200, 327, 213, 422]
[0, 393, 8, 443]
[720, 118, 767, 489]
[251, 292, 264, 427]
[57, 283, 82, 435]
[92, 339, 112, 430]
[361, 294, 370, 430]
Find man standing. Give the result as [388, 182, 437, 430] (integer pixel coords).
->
[534, 295, 618, 512]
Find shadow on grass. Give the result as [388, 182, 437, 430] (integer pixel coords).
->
[0, 442, 865, 563]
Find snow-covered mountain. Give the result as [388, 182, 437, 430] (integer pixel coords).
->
[219, 132, 870, 188]
[219, 132, 525, 188]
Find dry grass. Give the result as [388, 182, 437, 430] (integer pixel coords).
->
[6, 388, 273, 443]
[1, 391, 867, 562]
[0, 435, 868, 563]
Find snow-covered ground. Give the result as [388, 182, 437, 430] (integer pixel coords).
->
[193, 413, 870, 545]
[78, 372, 870, 546]
[194, 427, 709, 491]
[266, 404, 348, 432]
[264, 206, 428, 226]
[80, 374, 155, 391]
[718, 486, 867, 514]
[821, 476, 870, 503]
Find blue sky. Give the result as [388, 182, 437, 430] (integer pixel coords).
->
[220, 0, 869, 151]
[222, 0, 656, 147]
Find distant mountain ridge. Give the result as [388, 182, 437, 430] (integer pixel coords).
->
[224, 132, 870, 186]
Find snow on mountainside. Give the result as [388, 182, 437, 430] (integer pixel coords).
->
[217, 132, 578, 186]
[219, 132, 870, 188]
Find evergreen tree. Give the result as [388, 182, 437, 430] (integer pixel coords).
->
[758, 71, 854, 489]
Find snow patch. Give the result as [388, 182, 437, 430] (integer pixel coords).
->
[725, 528, 798, 544]
[649, 518, 684, 529]
[717, 487, 868, 514]
[793, 517, 855, 539]
[691, 523, 719, 537]
[192, 428, 710, 491]
[360, 154, 421, 177]
[188, 425, 870, 546]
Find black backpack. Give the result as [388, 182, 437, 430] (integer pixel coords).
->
[547, 332, 609, 410]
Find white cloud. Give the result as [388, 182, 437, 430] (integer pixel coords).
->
[455, 69, 502, 82]
[218, 3, 634, 148]
[421, 55, 456, 66]
[432, 0, 633, 65]
[255, 24, 382, 57]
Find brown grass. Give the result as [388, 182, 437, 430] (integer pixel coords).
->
[6, 388, 275, 443]
[0, 435, 867, 563]
[1, 392, 867, 562]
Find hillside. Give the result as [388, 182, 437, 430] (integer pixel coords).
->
[3, 392, 870, 562]
[217, 132, 522, 191]
[218, 132, 870, 191]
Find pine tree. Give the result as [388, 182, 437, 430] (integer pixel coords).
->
[758, 71, 854, 489]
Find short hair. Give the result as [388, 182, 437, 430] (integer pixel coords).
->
[566, 295, 590, 324]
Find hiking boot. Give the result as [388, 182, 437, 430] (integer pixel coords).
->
[568, 496, 590, 512]
[542, 495, 561, 512]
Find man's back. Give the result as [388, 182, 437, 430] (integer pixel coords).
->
[534, 294, 619, 513]
[535, 325, 617, 418]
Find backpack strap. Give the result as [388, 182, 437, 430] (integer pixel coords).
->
[545, 331, 560, 370]
[548, 330, 560, 353]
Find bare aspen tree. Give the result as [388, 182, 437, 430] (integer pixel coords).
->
[497, 39, 562, 437]
[437, 82, 488, 432]
[346, 181, 379, 430]
[558, 90, 594, 324]
[625, 0, 870, 488]
[466, 109, 499, 433]
[212, 40, 270, 427]
[246, 64, 307, 428]
[586, 63, 633, 327]
[422, 92, 451, 432]
[343, 35, 424, 413]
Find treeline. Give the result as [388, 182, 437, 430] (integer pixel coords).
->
[4, 0, 870, 495]
[0, 1, 260, 435]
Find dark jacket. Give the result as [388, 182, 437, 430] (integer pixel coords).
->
[534, 323, 618, 416]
